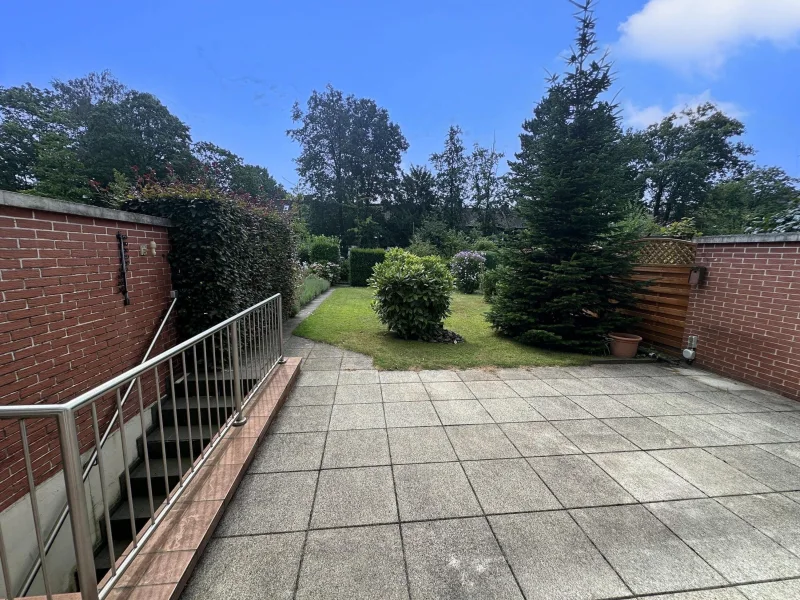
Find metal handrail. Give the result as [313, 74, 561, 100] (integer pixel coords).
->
[18, 297, 178, 597]
[0, 294, 285, 600]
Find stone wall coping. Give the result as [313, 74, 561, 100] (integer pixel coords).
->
[0, 190, 172, 227]
[694, 233, 800, 245]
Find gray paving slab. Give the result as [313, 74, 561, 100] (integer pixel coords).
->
[745, 412, 800, 440]
[307, 347, 345, 359]
[462, 458, 560, 513]
[182, 532, 304, 600]
[758, 442, 800, 467]
[649, 448, 771, 496]
[384, 401, 441, 428]
[302, 358, 343, 371]
[697, 414, 794, 444]
[544, 378, 602, 396]
[718, 493, 800, 555]
[341, 357, 375, 370]
[660, 393, 732, 415]
[337, 369, 380, 385]
[215, 472, 318, 536]
[382, 382, 429, 402]
[269, 405, 332, 433]
[456, 369, 500, 381]
[402, 517, 523, 600]
[505, 379, 561, 397]
[322, 429, 390, 468]
[310, 466, 397, 528]
[614, 394, 687, 417]
[249, 432, 326, 473]
[648, 498, 800, 583]
[379, 371, 422, 384]
[387, 426, 457, 464]
[296, 525, 409, 600]
[419, 369, 461, 382]
[334, 383, 382, 404]
[590, 451, 704, 502]
[603, 417, 692, 450]
[446, 424, 521, 460]
[479, 397, 544, 422]
[495, 367, 539, 380]
[433, 400, 494, 425]
[425, 381, 476, 400]
[394, 462, 481, 521]
[528, 454, 635, 508]
[737, 579, 800, 599]
[553, 419, 639, 453]
[466, 380, 520, 399]
[328, 403, 385, 430]
[691, 392, 766, 413]
[286, 385, 336, 406]
[297, 370, 340, 386]
[735, 390, 800, 412]
[642, 591, 747, 600]
[569, 395, 641, 418]
[489, 511, 630, 600]
[581, 378, 653, 395]
[658, 376, 719, 393]
[706, 445, 800, 491]
[652, 415, 746, 446]
[571, 504, 727, 595]
[526, 396, 595, 420]
[500, 422, 581, 456]
[520, 366, 570, 379]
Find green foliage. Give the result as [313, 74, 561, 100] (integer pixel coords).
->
[339, 258, 350, 283]
[489, 1, 642, 354]
[748, 201, 800, 233]
[617, 201, 661, 239]
[348, 215, 382, 248]
[308, 234, 341, 263]
[660, 217, 701, 239]
[450, 251, 486, 294]
[349, 248, 386, 287]
[295, 274, 330, 311]
[288, 85, 408, 244]
[482, 250, 500, 271]
[628, 103, 753, 224]
[409, 217, 471, 259]
[124, 183, 295, 339]
[384, 165, 438, 247]
[473, 237, 499, 252]
[308, 262, 340, 285]
[431, 125, 470, 229]
[406, 240, 439, 257]
[469, 143, 507, 235]
[482, 267, 503, 302]
[370, 248, 455, 341]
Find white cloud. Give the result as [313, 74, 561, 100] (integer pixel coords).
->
[617, 0, 800, 72]
[624, 90, 745, 129]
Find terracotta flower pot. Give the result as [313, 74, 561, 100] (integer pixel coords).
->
[609, 333, 642, 358]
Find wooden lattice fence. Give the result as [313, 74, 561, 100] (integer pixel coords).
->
[623, 238, 696, 354]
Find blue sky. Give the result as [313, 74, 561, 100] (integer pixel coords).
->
[2, 0, 799, 187]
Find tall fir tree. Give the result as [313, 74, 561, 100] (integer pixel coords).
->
[488, 0, 641, 353]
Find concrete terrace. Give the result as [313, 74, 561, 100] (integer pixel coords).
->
[180, 335, 800, 600]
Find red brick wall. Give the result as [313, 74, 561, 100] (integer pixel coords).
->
[683, 239, 799, 401]
[0, 199, 176, 511]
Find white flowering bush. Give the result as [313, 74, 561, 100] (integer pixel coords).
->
[308, 261, 340, 285]
[450, 251, 486, 294]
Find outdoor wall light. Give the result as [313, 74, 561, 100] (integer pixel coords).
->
[150, 240, 157, 256]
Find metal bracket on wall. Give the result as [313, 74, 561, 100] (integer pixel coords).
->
[117, 231, 131, 305]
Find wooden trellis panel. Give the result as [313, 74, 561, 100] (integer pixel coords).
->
[622, 238, 696, 354]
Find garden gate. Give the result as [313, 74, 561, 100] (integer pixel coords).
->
[624, 238, 696, 354]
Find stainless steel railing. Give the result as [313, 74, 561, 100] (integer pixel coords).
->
[0, 294, 284, 600]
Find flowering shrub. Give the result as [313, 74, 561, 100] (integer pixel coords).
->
[370, 248, 455, 340]
[308, 262, 340, 285]
[450, 251, 486, 294]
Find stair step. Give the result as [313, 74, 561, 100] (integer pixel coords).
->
[94, 536, 134, 575]
[157, 396, 235, 426]
[141, 424, 220, 458]
[108, 494, 167, 539]
[128, 457, 193, 496]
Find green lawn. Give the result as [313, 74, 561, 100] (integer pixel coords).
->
[293, 287, 591, 370]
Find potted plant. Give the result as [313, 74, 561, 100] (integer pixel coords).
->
[608, 333, 642, 358]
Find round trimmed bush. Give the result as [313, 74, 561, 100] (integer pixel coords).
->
[450, 251, 486, 294]
[370, 248, 454, 340]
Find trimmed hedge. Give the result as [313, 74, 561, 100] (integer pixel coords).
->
[482, 250, 500, 271]
[125, 194, 295, 339]
[349, 248, 386, 286]
[309, 235, 340, 263]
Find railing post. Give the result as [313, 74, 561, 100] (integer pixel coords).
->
[229, 322, 247, 426]
[56, 409, 99, 600]
[278, 294, 286, 364]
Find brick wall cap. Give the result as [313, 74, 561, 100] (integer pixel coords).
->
[694, 233, 800, 244]
[0, 190, 172, 227]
